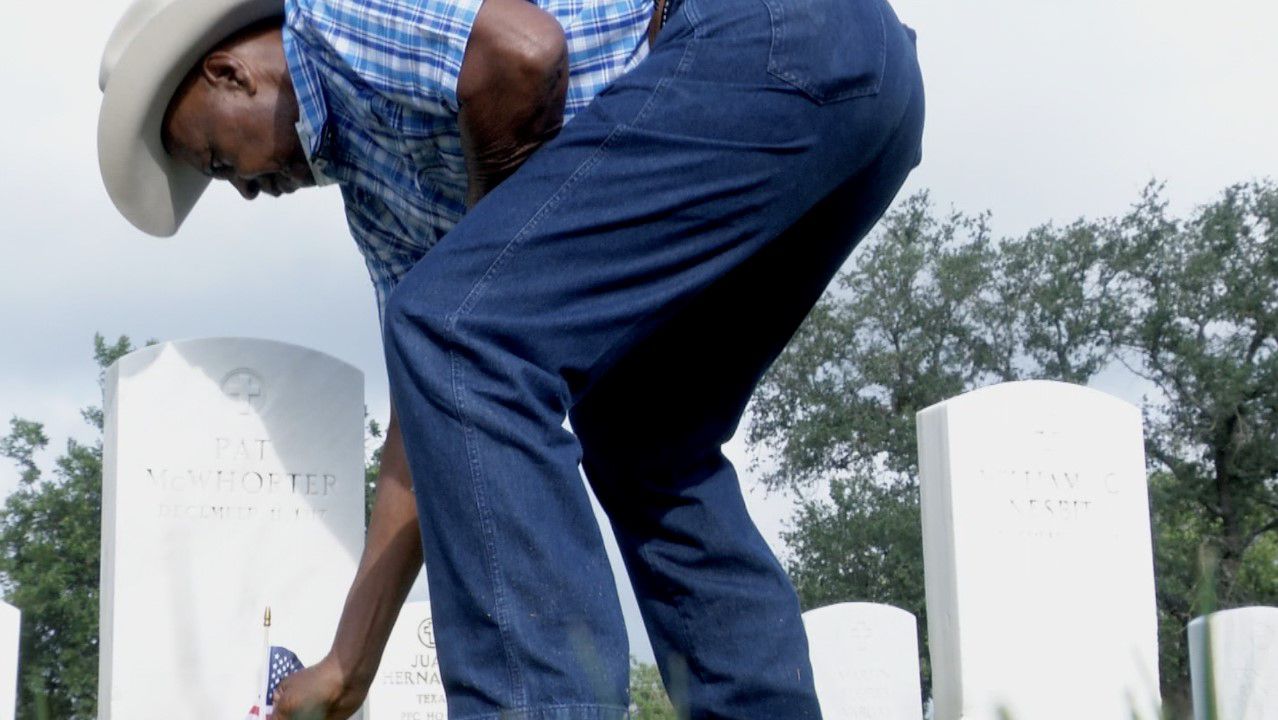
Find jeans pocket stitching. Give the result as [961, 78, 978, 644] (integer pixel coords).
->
[764, 0, 887, 105]
[447, 25, 699, 326]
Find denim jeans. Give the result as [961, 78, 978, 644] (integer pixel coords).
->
[383, 0, 924, 715]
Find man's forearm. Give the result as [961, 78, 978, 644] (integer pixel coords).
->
[457, 0, 569, 206]
[326, 409, 423, 696]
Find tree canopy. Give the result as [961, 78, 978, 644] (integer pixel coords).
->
[749, 182, 1278, 707]
[0, 334, 134, 719]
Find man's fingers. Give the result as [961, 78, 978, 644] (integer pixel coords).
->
[271, 679, 292, 718]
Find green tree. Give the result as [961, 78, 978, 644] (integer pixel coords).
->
[365, 414, 384, 525]
[749, 193, 1033, 695]
[628, 658, 676, 720]
[749, 183, 1278, 705]
[0, 334, 134, 719]
[751, 195, 1005, 494]
[1102, 182, 1278, 704]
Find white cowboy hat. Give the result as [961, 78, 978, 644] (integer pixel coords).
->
[98, 0, 283, 236]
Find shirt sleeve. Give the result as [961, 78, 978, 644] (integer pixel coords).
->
[296, 0, 483, 113]
[342, 186, 429, 328]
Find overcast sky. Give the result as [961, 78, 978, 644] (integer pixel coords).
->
[1, 0, 1275, 663]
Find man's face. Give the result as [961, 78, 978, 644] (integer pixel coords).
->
[163, 45, 316, 200]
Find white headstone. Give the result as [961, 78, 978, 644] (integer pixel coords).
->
[99, 339, 366, 720]
[1189, 606, 1278, 719]
[0, 601, 18, 720]
[802, 602, 923, 719]
[917, 381, 1161, 720]
[366, 601, 448, 720]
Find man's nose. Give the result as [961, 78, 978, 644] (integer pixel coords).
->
[230, 177, 260, 200]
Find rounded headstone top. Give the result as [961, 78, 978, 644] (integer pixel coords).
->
[918, 379, 1139, 419]
[108, 337, 362, 381]
[803, 601, 916, 626]
[1189, 605, 1278, 630]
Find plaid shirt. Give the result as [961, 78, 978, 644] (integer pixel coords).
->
[282, 0, 650, 319]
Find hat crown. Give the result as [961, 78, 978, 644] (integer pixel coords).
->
[99, 0, 177, 91]
[97, 0, 283, 236]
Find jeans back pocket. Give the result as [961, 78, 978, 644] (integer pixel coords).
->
[760, 0, 887, 104]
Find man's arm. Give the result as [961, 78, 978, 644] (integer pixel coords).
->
[272, 409, 421, 717]
[456, 0, 569, 206]
[273, 6, 568, 717]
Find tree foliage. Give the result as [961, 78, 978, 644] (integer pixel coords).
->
[629, 658, 676, 720]
[365, 415, 384, 525]
[1105, 183, 1278, 694]
[0, 334, 134, 719]
[749, 183, 1278, 705]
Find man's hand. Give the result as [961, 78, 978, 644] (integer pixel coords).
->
[271, 410, 422, 719]
[269, 655, 363, 720]
[457, 0, 569, 206]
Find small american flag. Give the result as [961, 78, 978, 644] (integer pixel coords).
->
[245, 646, 305, 718]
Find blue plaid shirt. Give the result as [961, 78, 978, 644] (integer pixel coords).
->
[282, 0, 650, 318]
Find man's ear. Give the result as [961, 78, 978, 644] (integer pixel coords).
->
[201, 51, 257, 96]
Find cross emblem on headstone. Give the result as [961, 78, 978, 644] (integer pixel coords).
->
[418, 618, 436, 649]
[221, 369, 264, 415]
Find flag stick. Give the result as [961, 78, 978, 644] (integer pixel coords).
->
[261, 607, 272, 708]
[245, 606, 272, 719]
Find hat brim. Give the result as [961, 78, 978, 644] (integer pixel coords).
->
[98, 0, 283, 237]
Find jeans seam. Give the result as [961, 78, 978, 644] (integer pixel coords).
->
[631, 24, 698, 130]
[444, 21, 703, 378]
[634, 541, 701, 710]
[448, 340, 527, 706]
[441, 115, 639, 710]
[435, 31, 702, 711]
[448, 25, 700, 329]
[447, 128, 616, 327]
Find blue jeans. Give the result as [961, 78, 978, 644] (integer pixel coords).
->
[383, 0, 923, 715]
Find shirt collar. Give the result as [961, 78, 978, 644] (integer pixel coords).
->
[282, 14, 337, 187]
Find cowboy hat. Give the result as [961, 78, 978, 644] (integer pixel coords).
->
[98, 0, 283, 236]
